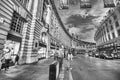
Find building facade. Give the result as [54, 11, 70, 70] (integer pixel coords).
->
[94, 3, 120, 55]
[46, 0, 72, 56]
[0, 0, 73, 65]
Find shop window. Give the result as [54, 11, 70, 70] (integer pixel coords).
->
[32, 1, 35, 12]
[10, 11, 26, 34]
[35, 42, 38, 48]
[117, 29, 120, 36]
[115, 21, 119, 28]
[112, 32, 115, 38]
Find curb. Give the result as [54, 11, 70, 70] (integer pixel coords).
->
[69, 69, 73, 80]
[59, 66, 65, 80]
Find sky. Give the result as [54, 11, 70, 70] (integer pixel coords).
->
[54, 0, 113, 42]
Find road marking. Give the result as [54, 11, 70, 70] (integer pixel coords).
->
[69, 70, 73, 80]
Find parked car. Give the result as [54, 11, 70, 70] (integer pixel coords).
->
[104, 54, 113, 60]
[95, 53, 99, 58]
[99, 53, 105, 59]
[112, 53, 118, 59]
[117, 54, 120, 59]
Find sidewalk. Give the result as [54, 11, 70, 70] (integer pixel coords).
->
[59, 59, 73, 80]
[0, 58, 54, 80]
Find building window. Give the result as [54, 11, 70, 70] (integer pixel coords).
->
[109, 19, 112, 24]
[113, 13, 117, 20]
[23, 0, 29, 8]
[105, 23, 108, 27]
[117, 29, 120, 36]
[108, 34, 111, 40]
[118, 6, 120, 13]
[17, 0, 29, 7]
[110, 25, 113, 30]
[10, 11, 26, 34]
[115, 21, 119, 27]
[112, 32, 115, 38]
[107, 27, 109, 33]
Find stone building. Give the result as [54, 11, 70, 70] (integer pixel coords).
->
[94, 4, 120, 54]
[0, 0, 73, 65]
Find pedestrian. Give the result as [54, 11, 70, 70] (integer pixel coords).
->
[0, 58, 2, 70]
[4, 47, 11, 71]
[15, 54, 19, 65]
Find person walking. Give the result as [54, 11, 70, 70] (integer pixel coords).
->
[15, 54, 19, 65]
[4, 47, 12, 71]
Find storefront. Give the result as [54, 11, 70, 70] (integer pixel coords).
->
[37, 31, 47, 60]
[3, 33, 22, 63]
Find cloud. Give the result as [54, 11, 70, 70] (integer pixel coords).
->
[66, 14, 99, 27]
[54, 0, 110, 42]
[81, 27, 94, 33]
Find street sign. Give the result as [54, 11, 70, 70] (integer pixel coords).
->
[0, 17, 5, 23]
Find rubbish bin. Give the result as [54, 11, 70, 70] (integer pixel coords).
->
[49, 61, 59, 80]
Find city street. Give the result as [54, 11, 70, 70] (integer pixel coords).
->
[70, 55, 120, 80]
[0, 58, 54, 80]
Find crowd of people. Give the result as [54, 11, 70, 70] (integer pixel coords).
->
[0, 47, 19, 71]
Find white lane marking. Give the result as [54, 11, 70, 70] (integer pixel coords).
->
[69, 69, 73, 80]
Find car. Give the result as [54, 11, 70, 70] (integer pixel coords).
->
[99, 54, 105, 59]
[95, 53, 99, 58]
[113, 53, 118, 59]
[104, 54, 113, 60]
[117, 53, 120, 59]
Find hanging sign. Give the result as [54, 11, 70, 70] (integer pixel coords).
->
[103, 0, 115, 8]
[59, 0, 69, 10]
[80, 0, 92, 8]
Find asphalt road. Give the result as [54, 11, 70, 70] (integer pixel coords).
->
[71, 55, 120, 80]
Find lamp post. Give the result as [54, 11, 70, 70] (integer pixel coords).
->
[45, 4, 52, 58]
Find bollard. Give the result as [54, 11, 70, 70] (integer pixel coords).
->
[58, 57, 63, 71]
[49, 61, 59, 80]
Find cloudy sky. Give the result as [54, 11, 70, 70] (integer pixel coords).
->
[54, 0, 113, 42]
